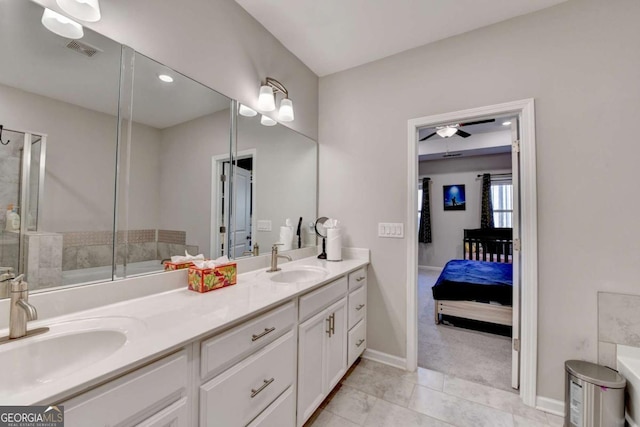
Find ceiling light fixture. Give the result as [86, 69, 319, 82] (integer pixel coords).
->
[436, 126, 458, 138]
[41, 8, 84, 39]
[260, 115, 277, 126]
[502, 121, 512, 126]
[158, 74, 174, 83]
[56, 0, 101, 22]
[257, 77, 295, 122]
[238, 104, 257, 117]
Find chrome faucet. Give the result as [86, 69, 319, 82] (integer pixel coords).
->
[9, 275, 38, 339]
[266, 243, 292, 273]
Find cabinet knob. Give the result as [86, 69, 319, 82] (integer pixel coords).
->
[356, 304, 365, 311]
[356, 339, 365, 347]
[356, 276, 365, 282]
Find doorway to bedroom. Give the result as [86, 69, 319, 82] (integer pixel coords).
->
[417, 121, 517, 392]
[406, 99, 538, 406]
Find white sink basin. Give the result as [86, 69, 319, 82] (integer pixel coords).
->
[0, 316, 146, 394]
[268, 266, 329, 283]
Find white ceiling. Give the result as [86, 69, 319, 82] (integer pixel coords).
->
[0, 0, 230, 129]
[234, 0, 568, 76]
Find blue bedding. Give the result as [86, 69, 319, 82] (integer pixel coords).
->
[432, 259, 513, 306]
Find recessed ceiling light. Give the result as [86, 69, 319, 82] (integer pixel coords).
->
[158, 74, 174, 83]
[502, 121, 512, 126]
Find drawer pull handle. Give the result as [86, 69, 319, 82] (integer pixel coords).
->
[252, 327, 276, 342]
[326, 317, 332, 337]
[356, 304, 365, 311]
[330, 313, 335, 335]
[250, 378, 275, 398]
[356, 339, 365, 347]
[356, 276, 365, 282]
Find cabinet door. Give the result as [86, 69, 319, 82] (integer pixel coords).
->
[297, 308, 330, 426]
[325, 297, 348, 391]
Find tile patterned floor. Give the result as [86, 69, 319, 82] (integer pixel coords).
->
[304, 359, 564, 427]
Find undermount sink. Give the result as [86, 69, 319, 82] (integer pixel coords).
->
[0, 316, 146, 394]
[268, 266, 329, 283]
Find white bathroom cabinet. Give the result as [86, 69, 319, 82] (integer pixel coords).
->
[59, 265, 368, 427]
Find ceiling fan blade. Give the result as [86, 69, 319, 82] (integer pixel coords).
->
[456, 129, 471, 138]
[459, 119, 495, 127]
[419, 132, 437, 141]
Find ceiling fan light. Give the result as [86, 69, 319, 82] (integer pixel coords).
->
[257, 85, 276, 112]
[41, 8, 84, 39]
[56, 0, 101, 22]
[238, 104, 258, 117]
[277, 98, 294, 122]
[437, 127, 458, 138]
[260, 114, 277, 126]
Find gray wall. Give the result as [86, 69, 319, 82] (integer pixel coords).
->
[418, 154, 512, 268]
[32, 0, 319, 141]
[319, 0, 640, 401]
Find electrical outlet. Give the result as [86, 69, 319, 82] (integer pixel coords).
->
[257, 220, 272, 232]
[378, 222, 404, 238]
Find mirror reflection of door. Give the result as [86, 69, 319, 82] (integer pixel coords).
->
[232, 166, 252, 258]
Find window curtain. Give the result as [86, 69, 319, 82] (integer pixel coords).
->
[419, 178, 432, 243]
[481, 173, 495, 229]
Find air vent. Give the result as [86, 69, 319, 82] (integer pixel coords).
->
[443, 153, 462, 158]
[65, 40, 101, 57]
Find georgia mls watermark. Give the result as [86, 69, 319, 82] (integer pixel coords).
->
[0, 406, 64, 427]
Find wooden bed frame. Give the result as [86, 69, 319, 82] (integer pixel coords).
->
[435, 228, 514, 327]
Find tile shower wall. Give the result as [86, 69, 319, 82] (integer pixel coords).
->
[597, 291, 640, 368]
[24, 231, 63, 290]
[62, 229, 198, 270]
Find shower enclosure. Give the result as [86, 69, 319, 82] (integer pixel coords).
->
[0, 127, 47, 281]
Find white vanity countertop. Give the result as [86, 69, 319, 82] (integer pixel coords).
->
[1, 255, 369, 405]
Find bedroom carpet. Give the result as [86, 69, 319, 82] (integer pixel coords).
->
[418, 268, 516, 393]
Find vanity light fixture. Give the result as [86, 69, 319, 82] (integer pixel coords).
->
[238, 104, 258, 117]
[56, 0, 101, 22]
[158, 74, 174, 83]
[436, 126, 458, 138]
[257, 77, 295, 122]
[41, 8, 84, 39]
[260, 115, 277, 126]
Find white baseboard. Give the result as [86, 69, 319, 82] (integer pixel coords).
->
[418, 265, 443, 272]
[362, 349, 407, 371]
[535, 396, 564, 417]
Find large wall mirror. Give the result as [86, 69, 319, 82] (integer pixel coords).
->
[0, 0, 318, 295]
[0, 0, 121, 292]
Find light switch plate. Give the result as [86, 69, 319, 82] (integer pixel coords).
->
[378, 222, 404, 238]
[257, 220, 272, 232]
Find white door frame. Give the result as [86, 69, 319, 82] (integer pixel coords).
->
[210, 149, 257, 257]
[406, 99, 538, 406]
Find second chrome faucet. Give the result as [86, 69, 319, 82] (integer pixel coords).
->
[266, 243, 292, 273]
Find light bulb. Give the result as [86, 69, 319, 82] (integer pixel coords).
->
[436, 127, 458, 138]
[238, 104, 258, 117]
[257, 85, 276, 112]
[56, 0, 101, 22]
[278, 98, 294, 122]
[41, 8, 84, 39]
[158, 74, 174, 83]
[260, 115, 277, 126]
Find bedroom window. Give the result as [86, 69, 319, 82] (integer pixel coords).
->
[491, 180, 513, 227]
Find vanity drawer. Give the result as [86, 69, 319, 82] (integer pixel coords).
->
[201, 301, 295, 380]
[200, 331, 295, 427]
[135, 397, 189, 427]
[348, 284, 367, 330]
[299, 276, 347, 322]
[64, 350, 188, 427]
[348, 319, 367, 367]
[247, 386, 295, 427]
[348, 267, 367, 291]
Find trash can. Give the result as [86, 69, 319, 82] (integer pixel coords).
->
[565, 360, 626, 427]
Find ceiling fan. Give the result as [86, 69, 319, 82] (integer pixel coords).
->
[419, 119, 495, 141]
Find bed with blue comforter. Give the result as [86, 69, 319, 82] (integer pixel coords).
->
[432, 259, 513, 306]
